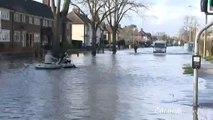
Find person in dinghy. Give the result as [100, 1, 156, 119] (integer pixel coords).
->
[44, 50, 58, 64]
[58, 52, 71, 64]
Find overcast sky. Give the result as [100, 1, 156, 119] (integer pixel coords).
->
[35, 0, 209, 36]
[121, 0, 207, 36]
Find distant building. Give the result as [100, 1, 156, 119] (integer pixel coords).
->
[67, 8, 101, 48]
[0, 0, 55, 54]
[104, 25, 122, 44]
[134, 29, 143, 41]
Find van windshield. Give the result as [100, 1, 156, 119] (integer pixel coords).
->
[154, 43, 166, 48]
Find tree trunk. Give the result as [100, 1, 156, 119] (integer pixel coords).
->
[112, 28, 117, 54]
[101, 30, 104, 53]
[61, 21, 66, 48]
[91, 28, 97, 56]
[52, 15, 61, 58]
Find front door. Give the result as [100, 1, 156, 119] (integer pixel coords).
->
[22, 31, 26, 47]
[26, 33, 33, 47]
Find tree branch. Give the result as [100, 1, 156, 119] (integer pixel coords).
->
[61, 0, 71, 17]
[51, 0, 56, 14]
[56, 0, 61, 14]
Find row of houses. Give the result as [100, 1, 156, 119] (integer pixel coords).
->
[0, 0, 148, 54]
[0, 0, 55, 53]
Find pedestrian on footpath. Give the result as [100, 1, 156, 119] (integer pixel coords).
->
[134, 41, 138, 53]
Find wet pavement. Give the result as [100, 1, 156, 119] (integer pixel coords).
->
[0, 46, 213, 120]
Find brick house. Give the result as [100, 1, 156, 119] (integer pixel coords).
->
[0, 0, 54, 54]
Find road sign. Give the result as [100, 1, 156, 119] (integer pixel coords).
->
[200, 0, 213, 15]
[192, 55, 201, 69]
[208, 0, 213, 14]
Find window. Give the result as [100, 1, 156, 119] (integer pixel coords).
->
[0, 29, 10, 42]
[14, 13, 20, 22]
[34, 33, 40, 43]
[22, 14, 26, 23]
[14, 31, 21, 42]
[29, 16, 33, 24]
[43, 19, 48, 27]
[34, 17, 40, 25]
[0, 10, 10, 20]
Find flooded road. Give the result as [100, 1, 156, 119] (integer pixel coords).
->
[0, 47, 212, 120]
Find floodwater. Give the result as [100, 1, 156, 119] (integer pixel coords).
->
[0, 46, 212, 120]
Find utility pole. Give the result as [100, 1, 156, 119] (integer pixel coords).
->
[190, 16, 192, 42]
[204, 14, 208, 57]
[193, 20, 213, 113]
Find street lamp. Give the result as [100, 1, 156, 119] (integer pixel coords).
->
[131, 24, 137, 47]
[186, 5, 200, 53]
[189, 5, 207, 56]
[188, 6, 197, 41]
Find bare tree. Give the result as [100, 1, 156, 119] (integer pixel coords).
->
[71, 0, 114, 56]
[179, 27, 189, 42]
[183, 15, 199, 42]
[122, 26, 135, 44]
[50, 0, 71, 57]
[105, 0, 147, 54]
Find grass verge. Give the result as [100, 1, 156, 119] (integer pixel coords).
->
[204, 56, 213, 62]
[182, 64, 193, 74]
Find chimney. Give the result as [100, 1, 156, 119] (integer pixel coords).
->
[43, 0, 50, 7]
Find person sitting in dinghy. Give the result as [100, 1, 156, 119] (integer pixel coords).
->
[44, 51, 58, 64]
[58, 52, 71, 64]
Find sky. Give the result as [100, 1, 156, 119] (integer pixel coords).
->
[121, 0, 206, 36]
[35, 0, 208, 36]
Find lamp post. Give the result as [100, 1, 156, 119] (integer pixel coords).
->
[188, 5, 199, 52]
[188, 5, 196, 41]
[189, 4, 207, 56]
[131, 25, 136, 47]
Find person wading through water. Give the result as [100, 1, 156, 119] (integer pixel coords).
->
[134, 41, 139, 53]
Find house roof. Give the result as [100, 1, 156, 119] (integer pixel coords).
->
[139, 29, 147, 36]
[67, 10, 90, 24]
[65, 18, 72, 23]
[0, 0, 53, 19]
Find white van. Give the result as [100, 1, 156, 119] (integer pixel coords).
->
[153, 41, 167, 53]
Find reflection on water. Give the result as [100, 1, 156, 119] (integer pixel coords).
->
[0, 47, 212, 119]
